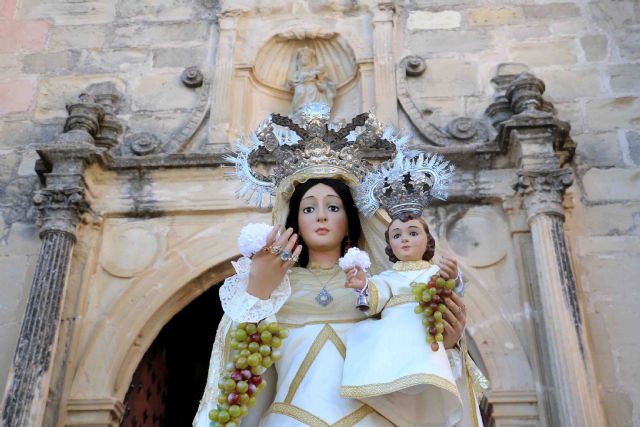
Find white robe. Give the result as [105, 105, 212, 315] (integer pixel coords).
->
[341, 264, 465, 427]
[194, 261, 486, 427]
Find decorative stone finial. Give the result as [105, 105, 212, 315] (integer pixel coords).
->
[506, 72, 547, 115]
[87, 82, 125, 150]
[63, 93, 103, 137]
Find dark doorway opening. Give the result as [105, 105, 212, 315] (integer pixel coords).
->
[120, 284, 223, 427]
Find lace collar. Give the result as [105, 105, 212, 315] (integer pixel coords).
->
[392, 260, 433, 271]
[306, 261, 340, 272]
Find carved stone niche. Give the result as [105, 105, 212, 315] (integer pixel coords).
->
[238, 30, 361, 132]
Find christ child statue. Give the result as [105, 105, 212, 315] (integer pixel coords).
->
[338, 214, 467, 427]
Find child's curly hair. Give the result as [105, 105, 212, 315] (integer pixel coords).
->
[384, 214, 436, 263]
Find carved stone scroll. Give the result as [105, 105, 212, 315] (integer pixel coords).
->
[396, 56, 493, 151]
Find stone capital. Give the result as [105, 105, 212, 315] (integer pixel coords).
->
[218, 9, 242, 29]
[373, 2, 395, 22]
[514, 169, 573, 220]
[35, 141, 102, 238]
[32, 186, 90, 238]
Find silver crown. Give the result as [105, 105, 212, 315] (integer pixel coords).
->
[356, 151, 455, 219]
[225, 103, 410, 207]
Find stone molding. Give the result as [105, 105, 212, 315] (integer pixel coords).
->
[66, 398, 125, 427]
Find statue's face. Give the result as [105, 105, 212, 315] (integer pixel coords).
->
[298, 48, 314, 66]
[297, 183, 348, 252]
[388, 218, 429, 262]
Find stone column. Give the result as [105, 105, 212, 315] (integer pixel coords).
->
[207, 9, 242, 149]
[1, 94, 103, 427]
[358, 60, 375, 112]
[506, 73, 607, 427]
[229, 65, 252, 142]
[371, 2, 397, 124]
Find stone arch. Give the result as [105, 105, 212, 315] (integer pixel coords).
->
[236, 16, 372, 66]
[461, 267, 536, 391]
[65, 213, 270, 424]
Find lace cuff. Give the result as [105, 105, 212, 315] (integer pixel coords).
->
[219, 257, 291, 323]
[455, 270, 467, 295]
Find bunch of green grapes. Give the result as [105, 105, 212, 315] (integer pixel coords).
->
[412, 274, 457, 351]
[209, 321, 289, 427]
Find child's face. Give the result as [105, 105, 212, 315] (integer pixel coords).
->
[388, 218, 429, 262]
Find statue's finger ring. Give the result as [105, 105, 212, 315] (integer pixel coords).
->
[280, 251, 292, 262]
[269, 245, 282, 255]
[457, 307, 463, 314]
[291, 254, 299, 263]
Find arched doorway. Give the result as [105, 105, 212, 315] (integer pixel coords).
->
[120, 284, 223, 426]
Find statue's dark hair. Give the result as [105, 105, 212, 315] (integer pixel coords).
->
[285, 178, 361, 267]
[384, 214, 435, 262]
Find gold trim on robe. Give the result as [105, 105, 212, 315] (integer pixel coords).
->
[268, 402, 375, 427]
[392, 260, 433, 271]
[280, 318, 365, 329]
[340, 373, 461, 404]
[285, 324, 346, 403]
[366, 282, 379, 316]
[385, 294, 415, 308]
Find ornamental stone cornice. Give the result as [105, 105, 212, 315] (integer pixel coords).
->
[493, 72, 575, 164]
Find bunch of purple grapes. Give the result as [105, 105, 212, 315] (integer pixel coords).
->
[209, 321, 289, 427]
[412, 274, 457, 351]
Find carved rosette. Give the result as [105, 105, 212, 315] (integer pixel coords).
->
[514, 169, 573, 220]
[32, 187, 90, 238]
[181, 66, 204, 88]
[128, 132, 160, 156]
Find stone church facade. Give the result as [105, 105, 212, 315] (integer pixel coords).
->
[0, 0, 638, 426]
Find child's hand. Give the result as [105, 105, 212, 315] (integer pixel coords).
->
[443, 292, 466, 349]
[344, 267, 367, 291]
[438, 256, 459, 280]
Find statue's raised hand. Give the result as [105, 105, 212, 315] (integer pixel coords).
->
[246, 225, 302, 300]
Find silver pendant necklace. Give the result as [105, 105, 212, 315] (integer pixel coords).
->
[310, 267, 341, 307]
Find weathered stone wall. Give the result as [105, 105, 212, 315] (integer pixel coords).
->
[0, 0, 217, 403]
[0, 0, 638, 425]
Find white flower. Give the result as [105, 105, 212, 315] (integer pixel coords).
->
[237, 223, 273, 257]
[339, 247, 372, 271]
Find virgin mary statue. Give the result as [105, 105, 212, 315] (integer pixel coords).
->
[289, 47, 336, 113]
[194, 104, 487, 426]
